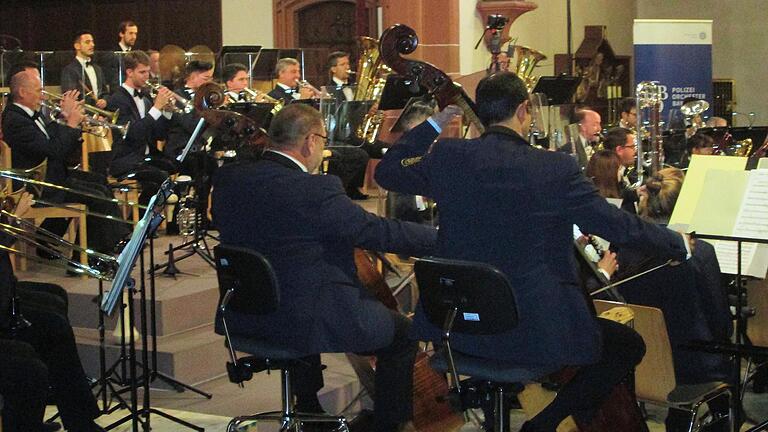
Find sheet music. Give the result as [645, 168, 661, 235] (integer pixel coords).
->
[712, 169, 768, 277]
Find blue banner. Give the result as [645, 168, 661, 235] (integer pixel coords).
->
[634, 20, 713, 126]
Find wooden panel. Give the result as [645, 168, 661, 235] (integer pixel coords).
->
[0, 0, 222, 52]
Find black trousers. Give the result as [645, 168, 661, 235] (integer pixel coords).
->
[293, 313, 416, 432]
[15, 300, 100, 430]
[0, 339, 49, 432]
[530, 318, 646, 429]
[40, 169, 130, 254]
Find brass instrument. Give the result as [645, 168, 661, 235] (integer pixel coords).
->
[42, 90, 119, 124]
[352, 36, 392, 145]
[635, 81, 664, 186]
[145, 82, 194, 114]
[680, 98, 709, 136]
[0, 195, 117, 279]
[296, 79, 323, 97]
[0, 170, 145, 210]
[39, 98, 129, 139]
[510, 45, 547, 93]
[230, 87, 285, 116]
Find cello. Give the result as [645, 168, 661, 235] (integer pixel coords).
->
[378, 23, 650, 432]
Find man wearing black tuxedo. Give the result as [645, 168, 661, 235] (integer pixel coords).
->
[326, 51, 355, 102]
[60, 30, 108, 109]
[100, 20, 139, 93]
[2, 67, 128, 254]
[107, 50, 176, 205]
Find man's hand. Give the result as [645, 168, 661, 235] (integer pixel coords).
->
[431, 104, 463, 129]
[298, 86, 314, 99]
[153, 86, 174, 111]
[60, 90, 85, 127]
[597, 251, 618, 279]
[96, 98, 108, 109]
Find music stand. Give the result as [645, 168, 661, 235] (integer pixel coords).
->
[220, 45, 262, 87]
[328, 99, 375, 147]
[225, 102, 276, 131]
[530, 75, 581, 105]
[378, 75, 428, 111]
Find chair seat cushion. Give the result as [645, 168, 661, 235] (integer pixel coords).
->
[667, 381, 730, 406]
[429, 348, 554, 383]
[229, 335, 307, 360]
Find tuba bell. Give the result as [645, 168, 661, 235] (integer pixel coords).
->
[353, 36, 391, 145]
[510, 45, 547, 93]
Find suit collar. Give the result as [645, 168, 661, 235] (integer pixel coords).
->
[481, 125, 529, 145]
[118, 86, 142, 118]
[262, 150, 307, 172]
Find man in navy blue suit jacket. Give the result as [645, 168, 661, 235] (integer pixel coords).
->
[375, 72, 691, 432]
[212, 104, 438, 432]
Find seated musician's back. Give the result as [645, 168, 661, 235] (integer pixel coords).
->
[375, 72, 691, 432]
[211, 103, 437, 432]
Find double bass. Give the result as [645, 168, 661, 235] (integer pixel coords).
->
[378, 23, 649, 432]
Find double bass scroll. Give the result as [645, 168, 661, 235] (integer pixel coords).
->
[379, 24, 485, 134]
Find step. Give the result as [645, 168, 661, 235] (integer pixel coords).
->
[75, 324, 229, 387]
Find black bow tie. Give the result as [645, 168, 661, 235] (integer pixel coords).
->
[133, 88, 148, 99]
[84, 61, 92, 68]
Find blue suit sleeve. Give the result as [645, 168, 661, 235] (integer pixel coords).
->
[374, 120, 440, 196]
[312, 175, 437, 257]
[558, 155, 687, 261]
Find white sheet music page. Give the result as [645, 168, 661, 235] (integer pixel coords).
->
[719, 169, 768, 277]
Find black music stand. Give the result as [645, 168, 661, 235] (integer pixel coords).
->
[531, 75, 581, 105]
[102, 120, 211, 432]
[378, 75, 429, 111]
[328, 99, 375, 147]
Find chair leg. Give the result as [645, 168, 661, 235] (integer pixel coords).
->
[494, 386, 509, 432]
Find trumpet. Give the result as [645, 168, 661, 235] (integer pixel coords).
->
[236, 88, 284, 115]
[145, 82, 194, 113]
[40, 99, 130, 139]
[296, 79, 323, 98]
[42, 90, 119, 124]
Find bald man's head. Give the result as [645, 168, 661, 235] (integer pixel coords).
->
[10, 70, 43, 109]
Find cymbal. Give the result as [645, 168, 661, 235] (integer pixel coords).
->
[680, 99, 710, 116]
[159, 44, 186, 83]
[188, 45, 216, 72]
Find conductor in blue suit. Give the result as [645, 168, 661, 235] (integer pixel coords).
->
[212, 103, 438, 432]
[375, 72, 692, 432]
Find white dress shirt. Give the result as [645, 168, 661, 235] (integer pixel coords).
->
[76, 56, 99, 98]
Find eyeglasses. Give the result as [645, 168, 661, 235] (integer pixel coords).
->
[311, 133, 328, 145]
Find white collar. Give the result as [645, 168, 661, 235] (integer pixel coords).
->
[122, 82, 138, 95]
[332, 76, 347, 86]
[119, 42, 131, 52]
[76, 55, 92, 67]
[266, 150, 308, 172]
[13, 102, 36, 117]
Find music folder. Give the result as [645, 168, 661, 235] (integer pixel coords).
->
[378, 75, 429, 111]
[531, 75, 581, 105]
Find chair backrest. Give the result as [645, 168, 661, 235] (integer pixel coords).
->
[214, 244, 280, 315]
[414, 257, 518, 335]
[594, 300, 677, 403]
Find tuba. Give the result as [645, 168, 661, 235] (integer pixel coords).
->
[354, 37, 392, 145]
[634, 81, 664, 186]
[511, 45, 547, 93]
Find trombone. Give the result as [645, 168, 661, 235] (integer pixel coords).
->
[0, 204, 117, 280]
[0, 170, 146, 210]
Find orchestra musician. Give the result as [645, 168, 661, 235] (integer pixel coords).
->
[572, 108, 602, 171]
[2, 65, 129, 255]
[267, 57, 315, 104]
[212, 103, 438, 432]
[375, 72, 692, 432]
[106, 50, 177, 206]
[617, 97, 637, 130]
[222, 63, 249, 102]
[326, 51, 355, 102]
[601, 127, 639, 212]
[60, 30, 108, 109]
[101, 20, 139, 93]
[147, 49, 161, 85]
